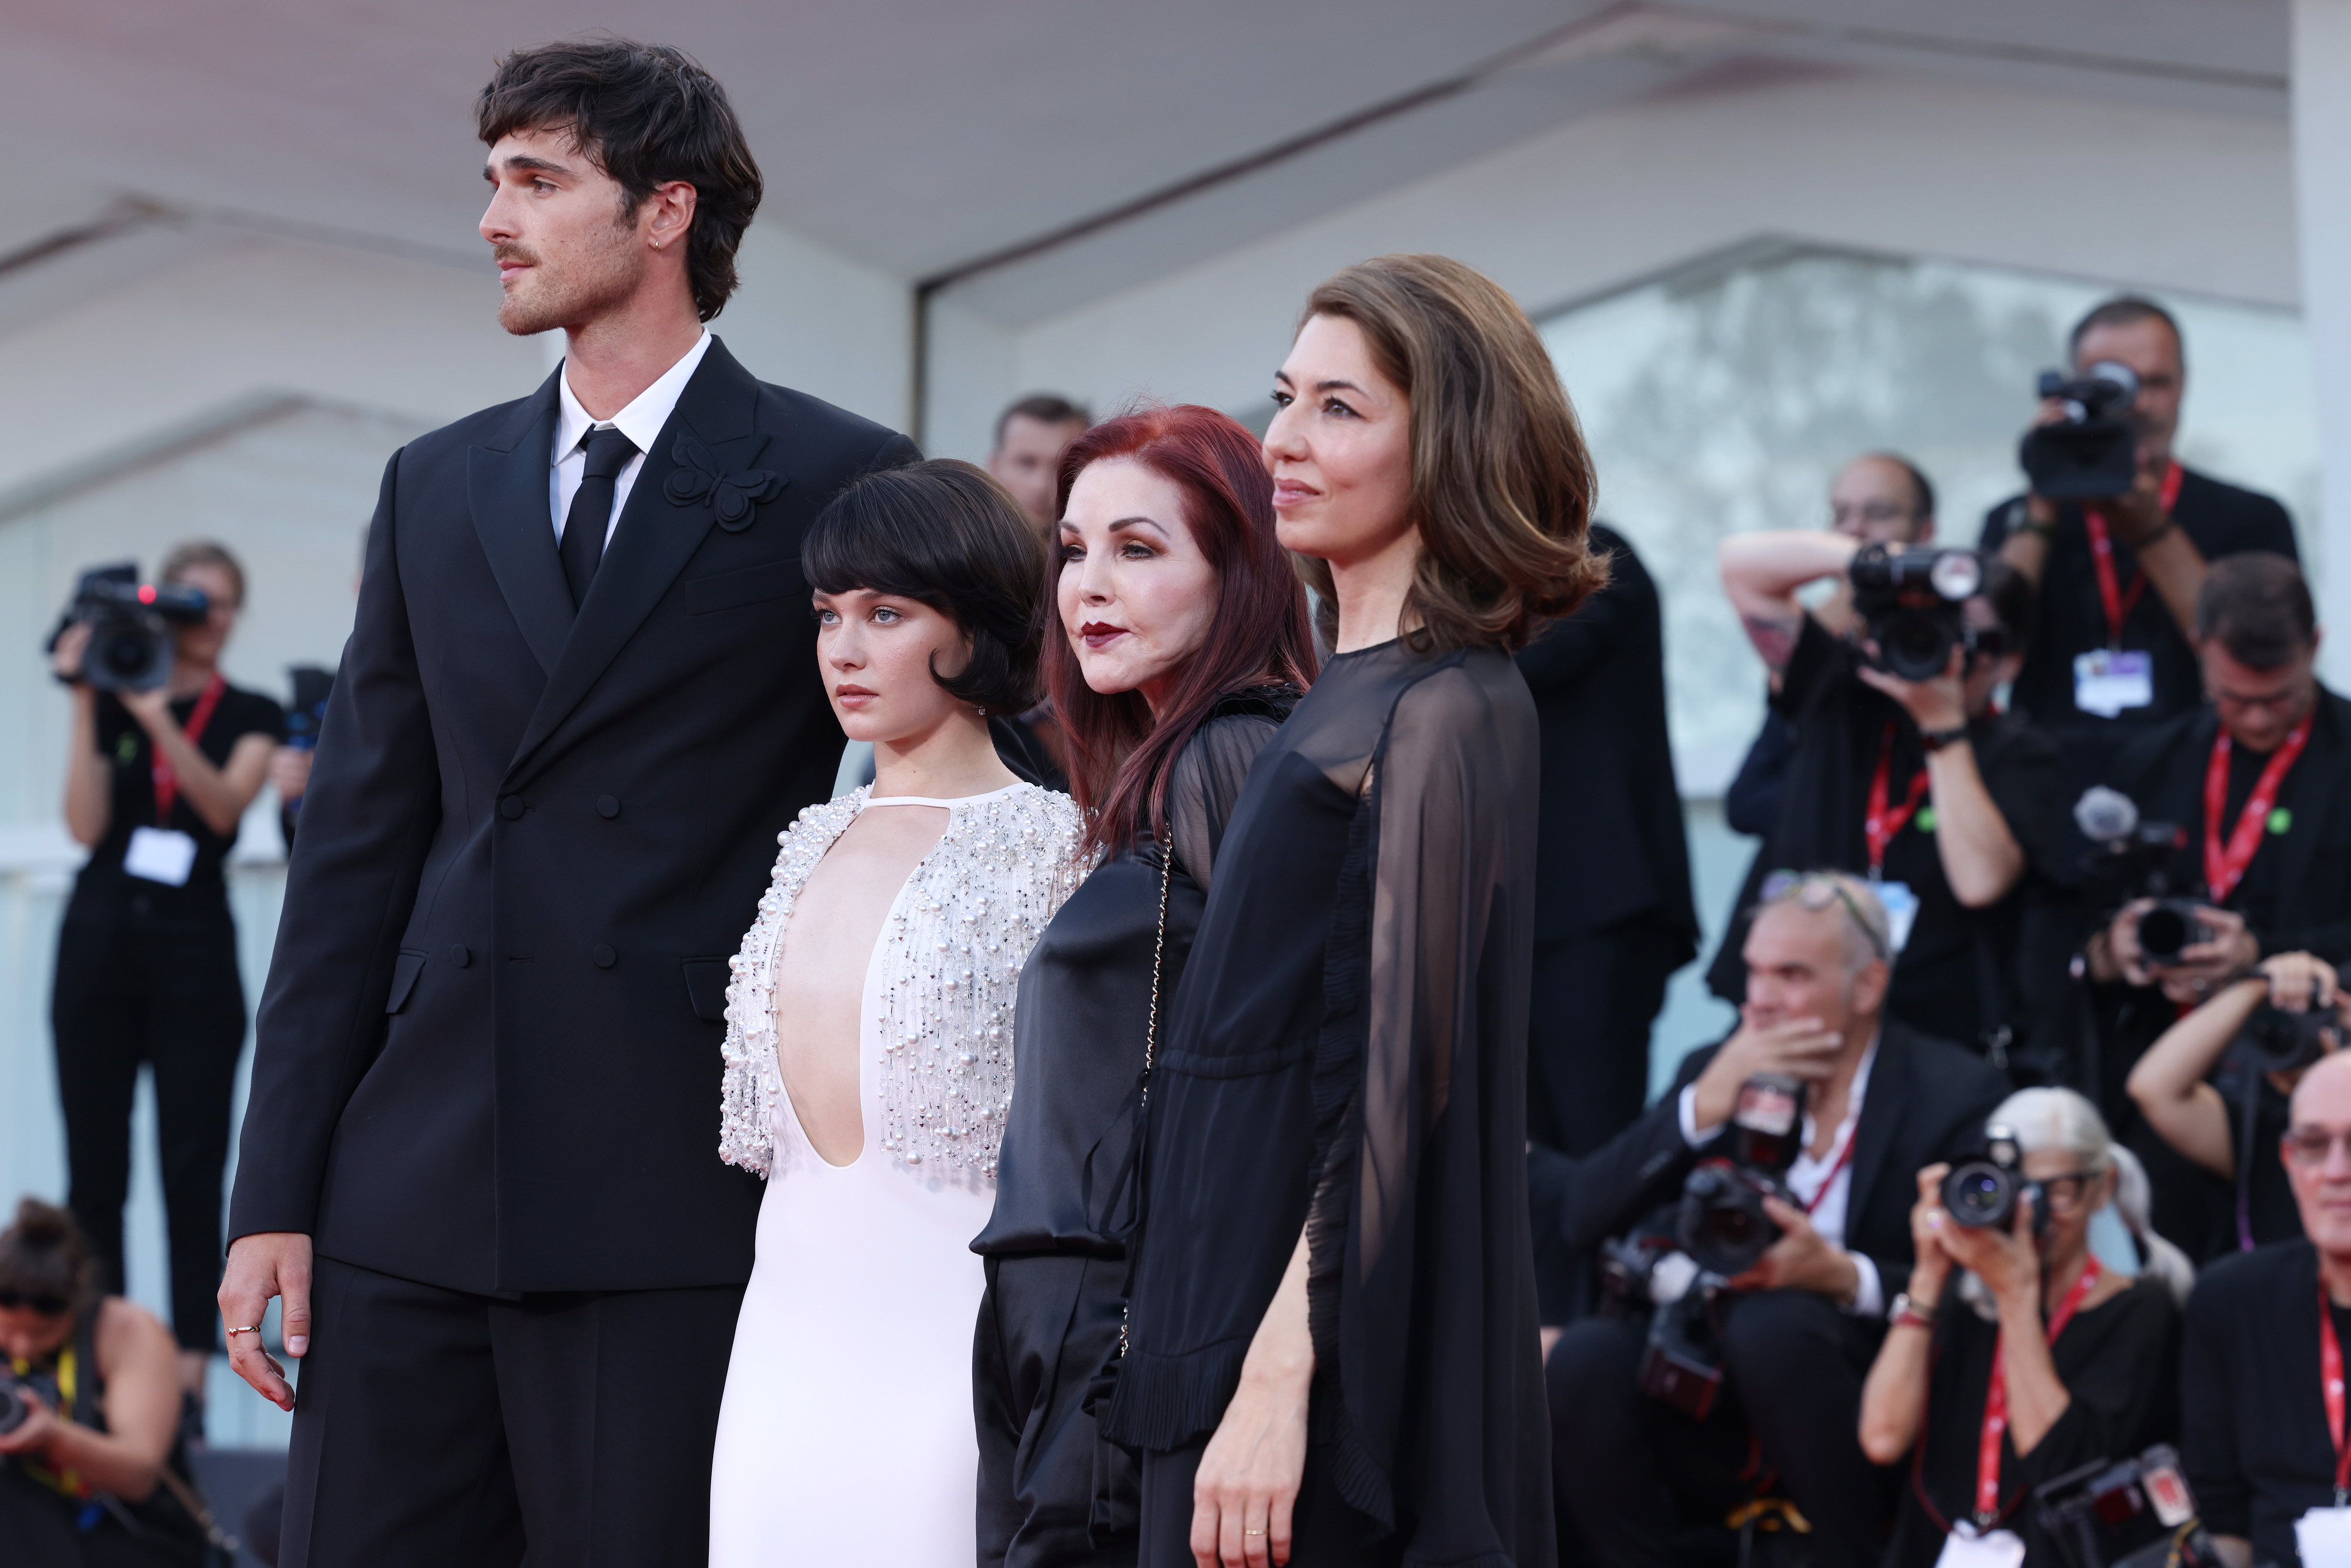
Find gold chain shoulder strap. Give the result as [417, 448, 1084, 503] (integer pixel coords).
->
[1117, 847, 1176, 1361]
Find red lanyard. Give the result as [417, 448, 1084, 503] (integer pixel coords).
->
[1799, 1116, 1858, 1216]
[2322, 1284, 2351, 1504]
[1864, 724, 1931, 876]
[150, 675, 227, 826]
[1975, 1259, 2102, 1523]
[2082, 461, 2184, 649]
[2203, 719, 2309, 904]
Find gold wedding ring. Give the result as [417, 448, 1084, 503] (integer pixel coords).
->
[1244, 1529, 1266, 1537]
[227, 1325, 261, 1336]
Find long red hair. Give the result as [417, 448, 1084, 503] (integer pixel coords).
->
[1046, 405, 1318, 859]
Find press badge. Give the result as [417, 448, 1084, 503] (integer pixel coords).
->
[2072, 649, 2153, 718]
[2297, 1507, 2351, 1565]
[1876, 880, 1920, 954]
[1934, 1522, 2025, 1568]
[122, 826, 198, 887]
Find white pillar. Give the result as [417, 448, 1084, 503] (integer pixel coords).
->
[2296, 0, 2351, 682]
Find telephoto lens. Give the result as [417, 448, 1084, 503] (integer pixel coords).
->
[2134, 899, 2212, 967]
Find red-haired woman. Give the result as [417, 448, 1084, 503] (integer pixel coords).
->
[974, 405, 1318, 1567]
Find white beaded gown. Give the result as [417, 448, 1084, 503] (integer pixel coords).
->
[708, 780, 1084, 1567]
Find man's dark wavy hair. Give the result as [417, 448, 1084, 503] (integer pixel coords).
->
[477, 38, 762, 322]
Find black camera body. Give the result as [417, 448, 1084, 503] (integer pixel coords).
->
[2033, 1444, 2219, 1568]
[2238, 1002, 2339, 1073]
[1943, 1121, 2050, 1236]
[1599, 1238, 1730, 1420]
[2074, 788, 2212, 967]
[1676, 1074, 1808, 1278]
[46, 562, 210, 693]
[1848, 544, 1991, 682]
[2021, 360, 2142, 500]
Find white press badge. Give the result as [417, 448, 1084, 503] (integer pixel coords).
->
[2072, 649, 2153, 719]
[1934, 1522, 2026, 1568]
[2298, 1507, 2351, 1566]
[122, 826, 198, 887]
[1875, 880, 1920, 954]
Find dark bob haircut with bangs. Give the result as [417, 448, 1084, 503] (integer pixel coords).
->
[803, 460, 1046, 717]
[478, 38, 761, 322]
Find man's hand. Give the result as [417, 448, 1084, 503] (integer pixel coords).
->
[49, 620, 91, 685]
[2154, 907, 2261, 1004]
[1726, 1196, 1860, 1300]
[2262, 951, 2340, 1014]
[1856, 642, 1968, 731]
[267, 746, 314, 806]
[2099, 451, 2175, 548]
[219, 1232, 313, 1412]
[1687, 1015, 1843, 1133]
[118, 683, 173, 732]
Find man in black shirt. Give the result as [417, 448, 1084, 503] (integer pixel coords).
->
[2183, 1048, 2351, 1566]
[1981, 296, 2298, 800]
[1707, 528, 2067, 1054]
[2084, 554, 2351, 1254]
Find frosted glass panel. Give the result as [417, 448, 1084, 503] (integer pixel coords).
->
[1539, 248, 2320, 795]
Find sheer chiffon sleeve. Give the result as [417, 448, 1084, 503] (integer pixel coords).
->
[1304, 655, 1548, 1563]
[1164, 713, 1280, 894]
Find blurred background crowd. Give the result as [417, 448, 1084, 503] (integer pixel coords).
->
[6, 2, 2351, 1564]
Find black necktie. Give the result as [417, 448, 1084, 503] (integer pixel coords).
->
[561, 425, 638, 610]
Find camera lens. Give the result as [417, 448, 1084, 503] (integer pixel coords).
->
[2138, 906, 2190, 964]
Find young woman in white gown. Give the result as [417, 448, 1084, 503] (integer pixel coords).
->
[708, 459, 1084, 1566]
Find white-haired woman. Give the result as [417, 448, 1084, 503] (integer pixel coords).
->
[1860, 1087, 2191, 1567]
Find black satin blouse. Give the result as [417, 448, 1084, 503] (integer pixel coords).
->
[974, 690, 1298, 1259]
[1103, 639, 1553, 1567]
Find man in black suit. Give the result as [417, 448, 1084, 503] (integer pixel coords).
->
[215, 41, 917, 1564]
[1540, 874, 2009, 1568]
[1518, 522, 1699, 1160]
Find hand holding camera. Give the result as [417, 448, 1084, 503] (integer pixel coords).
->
[0, 1378, 61, 1456]
[1910, 1146, 2043, 1311]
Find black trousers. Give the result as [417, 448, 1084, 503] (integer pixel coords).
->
[280, 1256, 743, 1568]
[1526, 920, 1686, 1158]
[1138, 1438, 1398, 1568]
[976, 1252, 1140, 1568]
[1549, 1291, 1892, 1568]
[51, 877, 247, 1352]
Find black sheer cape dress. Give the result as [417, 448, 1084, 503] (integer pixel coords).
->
[1101, 639, 1554, 1568]
[974, 687, 1301, 1568]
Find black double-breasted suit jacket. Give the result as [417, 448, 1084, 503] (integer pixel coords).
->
[227, 339, 919, 1296]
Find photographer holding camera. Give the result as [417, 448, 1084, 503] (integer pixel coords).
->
[1860, 1088, 2190, 1567]
[1725, 452, 1939, 848]
[2126, 954, 2347, 1257]
[2181, 1048, 2351, 1567]
[1985, 297, 2298, 792]
[1709, 525, 2066, 1054]
[2080, 554, 2351, 1250]
[0, 1198, 217, 1565]
[47, 542, 284, 1402]
[1548, 875, 2010, 1567]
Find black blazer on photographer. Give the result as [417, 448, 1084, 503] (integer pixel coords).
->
[227, 340, 918, 1295]
[1528, 1019, 2011, 1305]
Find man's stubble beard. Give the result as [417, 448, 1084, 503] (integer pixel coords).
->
[497, 220, 647, 339]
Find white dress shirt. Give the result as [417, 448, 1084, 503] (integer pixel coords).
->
[550, 330, 714, 547]
[1677, 1033, 1886, 1318]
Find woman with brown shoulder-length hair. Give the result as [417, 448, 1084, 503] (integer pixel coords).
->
[974, 404, 1317, 1567]
[1101, 254, 1602, 1568]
